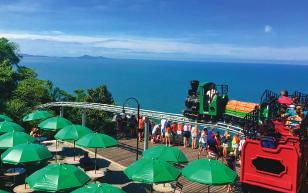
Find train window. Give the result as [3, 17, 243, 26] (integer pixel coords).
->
[252, 157, 285, 175]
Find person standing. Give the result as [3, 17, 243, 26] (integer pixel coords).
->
[198, 128, 208, 157]
[183, 123, 191, 148]
[191, 123, 199, 149]
[222, 130, 231, 158]
[128, 115, 137, 138]
[238, 137, 246, 162]
[232, 133, 240, 159]
[151, 124, 160, 144]
[160, 118, 167, 143]
[165, 124, 171, 146]
[225, 153, 236, 193]
[177, 122, 183, 146]
[171, 122, 177, 145]
[138, 116, 145, 142]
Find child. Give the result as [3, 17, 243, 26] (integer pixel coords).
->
[191, 124, 199, 149]
[165, 125, 171, 146]
[198, 128, 208, 157]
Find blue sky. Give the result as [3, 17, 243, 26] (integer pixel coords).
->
[1, 0, 308, 62]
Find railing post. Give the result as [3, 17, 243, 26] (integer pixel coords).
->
[60, 106, 64, 117]
[144, 117, 149, 150]
[82, 111, 87, 127]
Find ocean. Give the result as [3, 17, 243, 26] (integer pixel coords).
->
[21, 56, 308, 114]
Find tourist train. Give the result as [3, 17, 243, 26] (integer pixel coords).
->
[184, 80, 308, 193]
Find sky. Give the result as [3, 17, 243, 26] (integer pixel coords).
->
[0, 0, 308, 62]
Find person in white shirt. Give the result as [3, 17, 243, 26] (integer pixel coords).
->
[151, 124, 160, 144]
[238, 137, 246, 159]
[198, 128, 208, 157]
[183, 123, 191, 148]
[191, 124, 199, 149]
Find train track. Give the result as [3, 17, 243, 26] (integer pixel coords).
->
[37, 102, 243, 134]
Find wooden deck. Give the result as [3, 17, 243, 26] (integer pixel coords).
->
[96, 138, 238, 193]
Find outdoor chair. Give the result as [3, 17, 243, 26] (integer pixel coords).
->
[173, 181, 183, 193]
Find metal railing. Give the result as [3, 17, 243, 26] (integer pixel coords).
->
[37, 102, 243, 134]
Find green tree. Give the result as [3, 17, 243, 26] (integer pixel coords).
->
[0, 37, 21, 65]
[6, 78, 52, 120]
[0, 60, 16, 109]
[86, 86, 115, 135]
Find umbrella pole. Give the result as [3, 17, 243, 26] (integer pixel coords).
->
[208, 185, 210, 193]
[95, 148, 97, 174]
[73, 141, 76, 161]
[56, 140, 58, 162]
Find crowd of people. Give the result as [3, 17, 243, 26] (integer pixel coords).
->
[116, 114, 245, 162]
[277, 90, 307, 134]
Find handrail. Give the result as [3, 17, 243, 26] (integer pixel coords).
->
[37, 102, 243, 134]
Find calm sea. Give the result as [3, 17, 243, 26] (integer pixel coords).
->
[21, 56, 308, 114]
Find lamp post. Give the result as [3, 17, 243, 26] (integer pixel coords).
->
[122, 97, 140, 160]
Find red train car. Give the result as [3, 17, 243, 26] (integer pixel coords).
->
[240, 119, 308, 193]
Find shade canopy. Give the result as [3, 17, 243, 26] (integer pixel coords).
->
[71, 183, 127, 193]
[0, 121, 25, 134]
[0, 114, 13, 122]
[26, 163, 90, 192]
[0, 131, 36, 149]
[143, 145, 188, 164]
[124, 158, 181, 184]
[182, 159, 237, 185]
[38, 116, 72, 131]
[23, 110, 53, 122]
[1, 143, 52, 165]
[55, 124, 92, 141]
[76, 133, 117, 148]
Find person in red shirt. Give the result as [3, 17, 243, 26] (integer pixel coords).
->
[177, 123, 183, 146]
[171, 122, 177, 145]
[278, 90, 293, 106]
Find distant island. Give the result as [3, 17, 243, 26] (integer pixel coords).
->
[22, 54, 109, 59]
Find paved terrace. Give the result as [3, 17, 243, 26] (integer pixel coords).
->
[4, 139, 307, 193]
[50, 138, 240, 193]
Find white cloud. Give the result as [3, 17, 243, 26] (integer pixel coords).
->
[264, 25, 273, 33]
[1, 31, 308, 62]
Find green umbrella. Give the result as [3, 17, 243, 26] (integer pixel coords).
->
[0, 131, 36, 149]
[55, 124, 92, 160]
[23, 110, 53, 122]
[38, 116, 72, 131]
[55, 125, 92, 141]
[26, 163, 90, 192]
[143, 145, 188, 164]
[71, 183, 126, 193]
[1, 143, 53, 165]
[0, 122, 25, 134]
[76, 133, 117, 173]
[182, 159, 237, 192]
[124, 158, 181, 184]
[0, 114, 13, 122]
